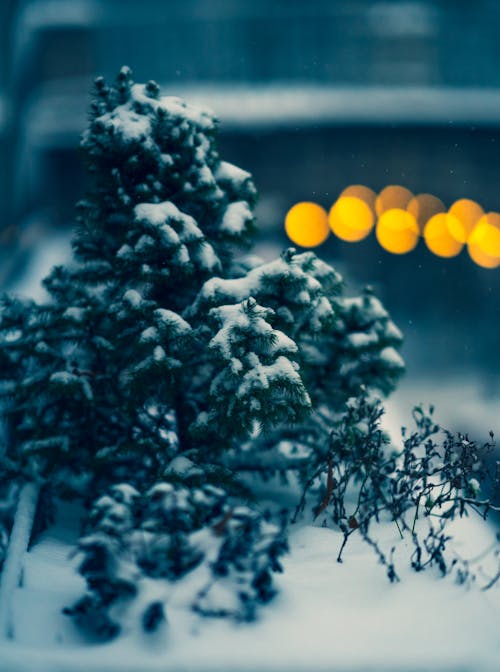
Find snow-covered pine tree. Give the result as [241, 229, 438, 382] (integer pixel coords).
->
[190, 250, 403, 476]
[0, 66, 257, 489]
[0, 66, 403, 490]
[0, 67, 405, 636]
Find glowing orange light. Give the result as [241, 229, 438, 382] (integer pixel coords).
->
[376, 209, 419, 254]
[407, 194, 445, 232]
[328, 196, 374, 242]
[467, 244, 500, 269]
[284, 202, 330, 248]
[375, 185, 413, 217]
[340, 185, 376, 212]
[469, 212, 500, 259]
[284, 188, 500, 268]
[449, 199, 484, 238]
[423, 213, 465, 258]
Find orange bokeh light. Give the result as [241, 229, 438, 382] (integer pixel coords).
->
[283, 187, 500, 269]
[423, 213, 465, 258]
[328, 196, 374, 242]
[449, 199, 484, 238]
[467, 244, 500, 269]
[473, 212, 500, 250]
[284, 202, 330, 248]
[340, 185, 376, 212]
[376, 209, 419, 254]
[407, 194, 445, 232]
[375, 185, 413, 217]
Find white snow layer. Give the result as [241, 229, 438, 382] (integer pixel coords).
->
[197, 254, 326, 313]
[123, 289, 144, 308]
[215, 161, 252, 186]
[104, 107, 152, 143]
[131, 84, 215, 130]
[0, 509, 498, 672]
[134, 201, 220, 271]
[380, 346, 405, 369]
[220, 201, 254, 235]
[0, 483, 40, 640]
[209, 301, 297, 361]
[93, 84, 214, 149]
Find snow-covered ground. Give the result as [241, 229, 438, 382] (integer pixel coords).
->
[0, 498, 498, 672]
[386, 374, 500, 437]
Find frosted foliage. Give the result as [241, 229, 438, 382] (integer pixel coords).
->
[200, 255, 322, 303]
[135, 202, 200, 236]
[85, 83, 215, 167]
[194, 241, 219, 272]
[203, 299, 311, 434]
[49, 371, 78, 385]
[380, 347, 405, 369]
[209, 302, 297, 360]
[0, 70, 262, 484]
[133, 201, 220, 273]
[215, 161, 252, 185]
[214, 161, 257, 203]
[62, 307, 85, 323]
[236, 356, 306, 400]
[315, 289, 406, 400]
[140, 327, 159, 343]
[153, 346, 166, 361]
[99, 106, 152, 143]
[123, 289, 143, 308]
[115, 296, 191, 366]
[342, 294, 389, 324]
[385, 320, 404, 341]
[80, 74, 257, 254]
[153, 309, 190, 335]
[220, 201, 254, 235]
[194, 250, 341, 336]
[132, 85, 215, 130]
[341, 294, 402, 355]
[347, 331, 379, 348]
[109, 483, 140, 505]
[50, 371, 93, 402]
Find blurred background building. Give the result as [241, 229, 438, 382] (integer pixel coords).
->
[2, 0, 500, 436]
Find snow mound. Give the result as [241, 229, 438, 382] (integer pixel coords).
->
[0, 509, 498, 672]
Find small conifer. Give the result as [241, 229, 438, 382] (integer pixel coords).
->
[0, 69, 405, 636]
